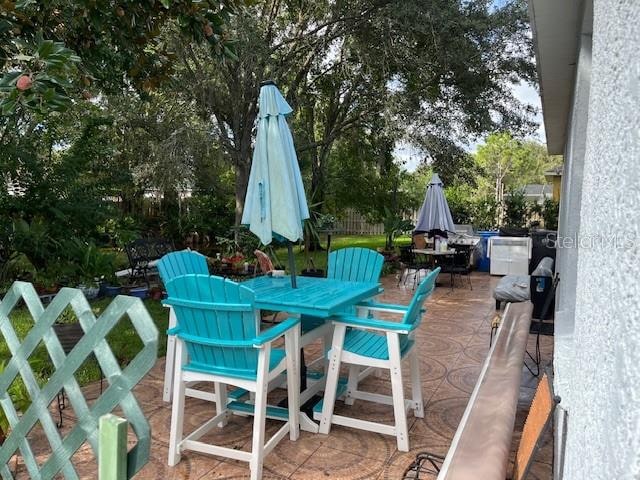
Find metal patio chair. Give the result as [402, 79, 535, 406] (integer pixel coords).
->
[398, 245, 429, 289]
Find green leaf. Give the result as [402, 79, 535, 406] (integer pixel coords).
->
[37, 40, 55, 58]
[15, 0, 37, 9]
[160, 0, 171, 8]
[0, 71, 22, 88]
[0, 20, 13, 35]
[222, 45, 238, 61]
[1, 98, 18, 115]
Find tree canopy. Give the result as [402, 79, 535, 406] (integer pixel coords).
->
[0, 0, 552, 286]
[0, 0, 243, 115]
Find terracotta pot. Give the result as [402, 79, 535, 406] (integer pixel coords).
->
[150, 289, 163, 300]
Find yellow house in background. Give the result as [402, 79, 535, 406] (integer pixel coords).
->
[544, 165, 563, 202]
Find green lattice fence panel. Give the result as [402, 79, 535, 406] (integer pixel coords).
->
[0, 281, 159, 479]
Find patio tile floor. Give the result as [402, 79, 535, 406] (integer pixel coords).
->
[21, 271, 553, 479]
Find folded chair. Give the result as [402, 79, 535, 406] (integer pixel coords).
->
[165, 274, 300, 480]
[316, 268, 440, 451]
[254, 249, 275, 275]
[157, 250, 211, 402]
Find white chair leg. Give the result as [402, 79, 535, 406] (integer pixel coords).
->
[344, 365, 359, 406]
[319, 324, 347, 435]
[323, 330, 333, 376]
[214, 382, 228, 427]
[168, 339, 186, 466]
[249, 346, 271, 480]
[163, 307, 177, 402]
[410, 351, 424, 418]
[387, 333, 409, 452]
[285, 325, 301, 441]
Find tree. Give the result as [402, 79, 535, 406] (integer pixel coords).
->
[170, 0, 536, 225]
[171, 1, 388, 224]
[475, 132, 561, 222]
[0, 0, 243, 115]
[503, 187, 529, 228]
[378, 0, 538, 169]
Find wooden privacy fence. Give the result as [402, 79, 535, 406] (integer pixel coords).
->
[0, 282, 158, 479]
[333, 209, 418, 236]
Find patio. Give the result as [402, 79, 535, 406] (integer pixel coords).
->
[38, 271, 553, 479]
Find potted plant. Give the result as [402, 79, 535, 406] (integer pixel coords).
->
[102, 273, 123, 297]
[76, 277, 100, 300]
[148, 285, 164, 300]
[382, 207, 414, 252]
[70, 241, 116, 299]
[34, 273, 59, 296]
[128, 284, 149, 299]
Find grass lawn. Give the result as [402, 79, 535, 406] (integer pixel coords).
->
[0, 297, 169, 388]
[271, 234, 411, 273]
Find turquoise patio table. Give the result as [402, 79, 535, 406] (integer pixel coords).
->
[239, 275, 381, 432]
[242, 275, 381, 317]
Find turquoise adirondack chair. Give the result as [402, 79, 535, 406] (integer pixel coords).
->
[316, 267, 440, 452]
[300, 248, 385, 376]
[327, 247, 385, 283]
[157, 249, 209, 280]
[157, 250, 210, 402]
[165, 274, 300, 480]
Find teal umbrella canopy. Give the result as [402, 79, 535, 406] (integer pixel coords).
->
[242, 82, 310, 246]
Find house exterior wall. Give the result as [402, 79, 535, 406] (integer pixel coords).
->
[559, 1, 640, 478]
[553, 30, 591, 409]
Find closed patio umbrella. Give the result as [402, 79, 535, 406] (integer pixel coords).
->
[242, 80, 310, 287]
[414, 173, 455, 238]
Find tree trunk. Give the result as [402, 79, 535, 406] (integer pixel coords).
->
[232, 102, 258, 227]
[234, 158, 250, 227]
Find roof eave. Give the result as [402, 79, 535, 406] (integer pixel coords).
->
[528, 0, 583, 155]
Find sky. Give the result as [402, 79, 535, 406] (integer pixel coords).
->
[395, 80, 546, 172]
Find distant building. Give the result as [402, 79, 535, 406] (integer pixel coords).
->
[504, 184, 553, 204]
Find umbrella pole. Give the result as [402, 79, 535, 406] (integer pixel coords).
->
[287, 243, 297, 288]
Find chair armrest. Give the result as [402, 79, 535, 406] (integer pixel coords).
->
[167, 317, 300, 348]
[252, 316, 301, 346]
[332, 315, 415, 334]
[356, 301, 409, 316]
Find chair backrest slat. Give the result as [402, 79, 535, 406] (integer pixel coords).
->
[328, 247, 384, 283]
[165, 274, 259, 373]
[157, 250, 209, 284]
[403, 267, 440, 327]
